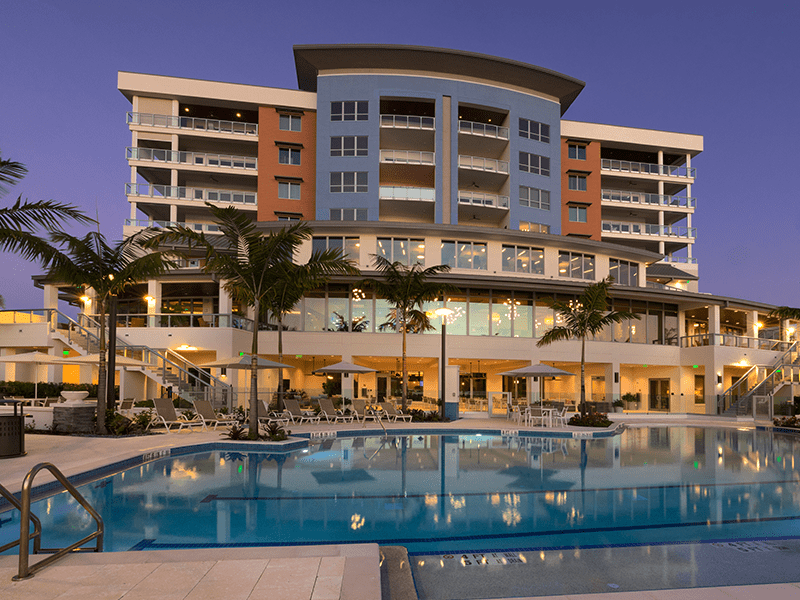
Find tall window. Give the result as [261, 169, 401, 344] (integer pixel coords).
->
[520, 221, 550, 234]
[568, 174, 587, 191]
[519, 118, 550, 143]
[441, 241, 487, 270]
[312, 236, 360, 261]
[502, 245, 544, 274]
[278, 181, 300, 200]
[558, 251, 595, 279]
[330, 172, 368, 193]
[609, 259, 639, 287]
[278, 147, 300, 165]
[519, 152, 550, 176]
[519, 186, 550, 210]
[330, 208, 368, 221]
[568, 144, 586, 160]
[279, 114, 301, 131]
[331, 101, 368, 121]
[568, 205, 587, 222]
[330, 136, 368, 157]
[377, 238, 425, 266]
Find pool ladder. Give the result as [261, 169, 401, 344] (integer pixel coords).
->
[0, 462, 104, 581]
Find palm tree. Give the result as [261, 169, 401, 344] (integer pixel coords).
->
[361, 256, 457, 411]
[769, 307, 800, 321]
[536, 277, 638, 418]
[30, 229, 177, 433]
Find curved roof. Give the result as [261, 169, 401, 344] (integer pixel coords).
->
[294, 44, 585, 114]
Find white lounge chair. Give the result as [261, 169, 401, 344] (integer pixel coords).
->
[378, 402, 412, 422]
[319, 397, 354, 423]
[152, 398, 205, 432]
[282, 397, 321, 424]
[352, 399, 380, 423]
[258, 399, 291, 427]
[193, 399, 238, 430]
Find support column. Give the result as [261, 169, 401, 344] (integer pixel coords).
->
[606, 362, 620, 405]
[708, 305, 721, 344]
[341, 354, 353, 401]
[219, 281, 233, 328]
[441, 95, 452, 225]
[147, 280, 161, 328]
[746, 310, 760, 340]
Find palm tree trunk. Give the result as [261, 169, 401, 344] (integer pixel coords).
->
[401, 323, 408, 412]
[96, 304, 108, 435]
[580, 336, 586, 418]
[277, 314, 284, 412]
[249, 300, 260, 438]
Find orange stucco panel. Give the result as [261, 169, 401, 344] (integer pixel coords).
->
[560, 137, 601, 240]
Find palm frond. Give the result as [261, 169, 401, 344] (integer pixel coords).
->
[0, 197, 93, 230]
[0, 155, 28, 197]
[769, 306, 800, 320]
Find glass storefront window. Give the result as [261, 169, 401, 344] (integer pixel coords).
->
[304, 290, 325, 332]
[492, 293, 514, 337]
[327, 284, 349, 332]
[469, 289, 490, 336]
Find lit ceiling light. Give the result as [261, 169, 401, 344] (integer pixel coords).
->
[80, 295, 91, 305]
[176, 344, 197, 351]
[236, 112, 242, 118]
[184, 107, 190, 113]
[144, 295, 156, 307]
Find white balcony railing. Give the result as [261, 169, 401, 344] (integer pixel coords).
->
[126, 183, 256, 206]
[126, 112, 258, 136]
[601, 221, 696, 239]
[380, 114, 435, 130]
[458, 191, 509, 208]
[458, 155, 509, 174]
[458, 120, 509, 140]
[601, 189, 696, 209]
[125, 218, 223, 233]
[601, 159, 695, 178]
[661, 255, 698, 265]
[379, 150, 434, 165]
[126, 147, 257, 170]
[379, 186, 435, 201]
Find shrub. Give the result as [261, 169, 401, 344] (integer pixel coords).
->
[568, 413, 612, 427]
[774, 415, 800, 428]
[262, 421, 290, 441]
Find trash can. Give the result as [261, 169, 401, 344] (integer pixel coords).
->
[0, 399, 26, 458]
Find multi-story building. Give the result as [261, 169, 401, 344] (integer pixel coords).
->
[2, 45, 796, 418]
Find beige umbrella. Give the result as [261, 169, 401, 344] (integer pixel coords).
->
[0, 351, 64, 400]
[55, 353, 155, 369]
[499, 363, 576, 404]
[201, 355, 293, 370]
[312, 361, 375, 374]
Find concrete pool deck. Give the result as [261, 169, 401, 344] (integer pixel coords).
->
[2, 414, 799, 599]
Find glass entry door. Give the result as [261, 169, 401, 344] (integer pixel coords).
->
[649, 378, 670, 411]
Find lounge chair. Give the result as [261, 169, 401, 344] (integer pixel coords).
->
[319, 397, 354, 423]
[193, 399, 238, 430]
[378, 402, 412, 422]
[282, 397, 321, 424]
[352, 399, 380, 423]
[258, 399, 290, 427]
[152, 398, 205, 432]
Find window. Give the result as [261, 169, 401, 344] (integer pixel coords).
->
[312, 236, 360, 261]
[278, 147, 300, 165]
[377, 238, 425, 266]
[329, 208, 368, 221]
[279, 114, 301, 131]
[520, 221, 550, 234]
[568, 205, 587, 222]
[330, 172, 368, 193]
[609, 259, 639, 287]
[519, 186, 550, 210]
[568, 144, 586, 160]
[568, 174, 587, 191]
[275, 213, 301, 222]
[502, 245, 544, 274]
[278, 181, 300, 200]
[441, 240, 487, 270]
[331, 101, 368, 121]
[519, 118, 550, 143]
[330, 136, 368, 157]
[519, 152, 550, 176]
[558, 251, 595, 279]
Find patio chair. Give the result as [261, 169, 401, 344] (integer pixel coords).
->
[319, 397, 354, 423]
[151, 398, 205, 432]
[352, 399, 380, 424]
[282, 397, 321, 424]
[258, 399, 290, 427]
[526, 406, 544, 427]
[378, 402, 412, 422]
[118, 398, 135, 414]
[552, 403, 569, 427]
[193, 399, 238, 430]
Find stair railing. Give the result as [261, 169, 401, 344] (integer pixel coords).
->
[721, 342, 798, 415]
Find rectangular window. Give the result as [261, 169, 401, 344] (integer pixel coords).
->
[568, 144, 587, 160]
[519, 221, 550, 234]
[330, 172, 368, 193]
[329, 208, 368, 221]
[278, 181, 300, 200]
[331, 101, 368, 121]
[278, 147, 301, 165]
[330, 136, 368, 157]
[502, 245, 544, 274]
[377, 238, 425, 266]
[519, 186, 550, 210]
[312, 236, 360, 261]
[276, 214, 301, 222]
[609, 259, 639, 287]
[568, 205, 587, 222]
[279, 114, 301, 131]
[558, 251, 595, 280]
[519, 152, 550, 176]
[519, 118, 550, 143]
[441, 240, 487, 270]
[568, 174, 587, 191]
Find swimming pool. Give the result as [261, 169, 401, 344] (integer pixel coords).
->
[3, 426, 800, 555]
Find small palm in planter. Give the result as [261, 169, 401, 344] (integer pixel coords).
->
[622, 392, 639, 410]
[612, 399, 624, 413]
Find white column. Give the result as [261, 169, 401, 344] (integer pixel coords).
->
[708, 305, 721, 337]
[341, 354, 353, 400]
[746, 310, 760, 339]
[147, 280, 161, 328]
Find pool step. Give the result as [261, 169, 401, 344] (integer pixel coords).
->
[380, 545, 418, 600]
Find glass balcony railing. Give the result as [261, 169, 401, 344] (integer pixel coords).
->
[113, 312, 253, 330]
[681, 334, 792, 351]
[125, 219, 222, 233]
[661, 255, 698, 265]
[380, 114, 435, 130]
[458, 155, 509, 174]
[601, 189, 696, 209]
[601, 221, 696, 238]
[126, 183, 256, 205]
[379, 150, 435, 165]
[458, 191, 509, 208]
[379, 186, 435, 201]
[126, 147, 257, 170]
[126, 112, 258, 136]
[458, 120, 509, 140]
[601, 159, 695, 178]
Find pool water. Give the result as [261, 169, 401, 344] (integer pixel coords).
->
[3, 426, 800, 554]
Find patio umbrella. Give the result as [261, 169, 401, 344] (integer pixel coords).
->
[55, 353, 155, 369]
[312, 360, 375, 374]
[201, 355, 293, 370]
[0, 351, 63, 400]
[498, 363, 575, 404]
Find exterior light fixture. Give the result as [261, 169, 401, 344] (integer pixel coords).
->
[144, 295, 156, 307]
[176, 344, 197, 351]
[80, 295, 91, 305]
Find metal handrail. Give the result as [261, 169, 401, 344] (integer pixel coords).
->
[0, 482, 41, 555]
[14, 463, 104, 580]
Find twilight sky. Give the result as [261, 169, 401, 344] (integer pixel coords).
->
[1, 0, 798, 309]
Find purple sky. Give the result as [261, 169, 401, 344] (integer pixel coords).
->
[2, 0, 798, 310]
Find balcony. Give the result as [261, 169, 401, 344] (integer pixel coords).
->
[127, 112, 257, 136]
[458, 191, 509, 209]
[458, 155, 509, 174]
[601, 159, 695, 179]
[379, 186, 435, 202]
[125, 219, 223, 233]
[379, 150, 434, 165]
[661, 255, 698, 265]
[126, 183, 256, 206]
[680, 333, 792, 351]
[126, 147, 257, 170]
[458, 120, 509, 140]
[380, 114, 435, 130]
[601, 221, 696, 239]
[114, 312, 253, 330]
[601, 189, 695, 209]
